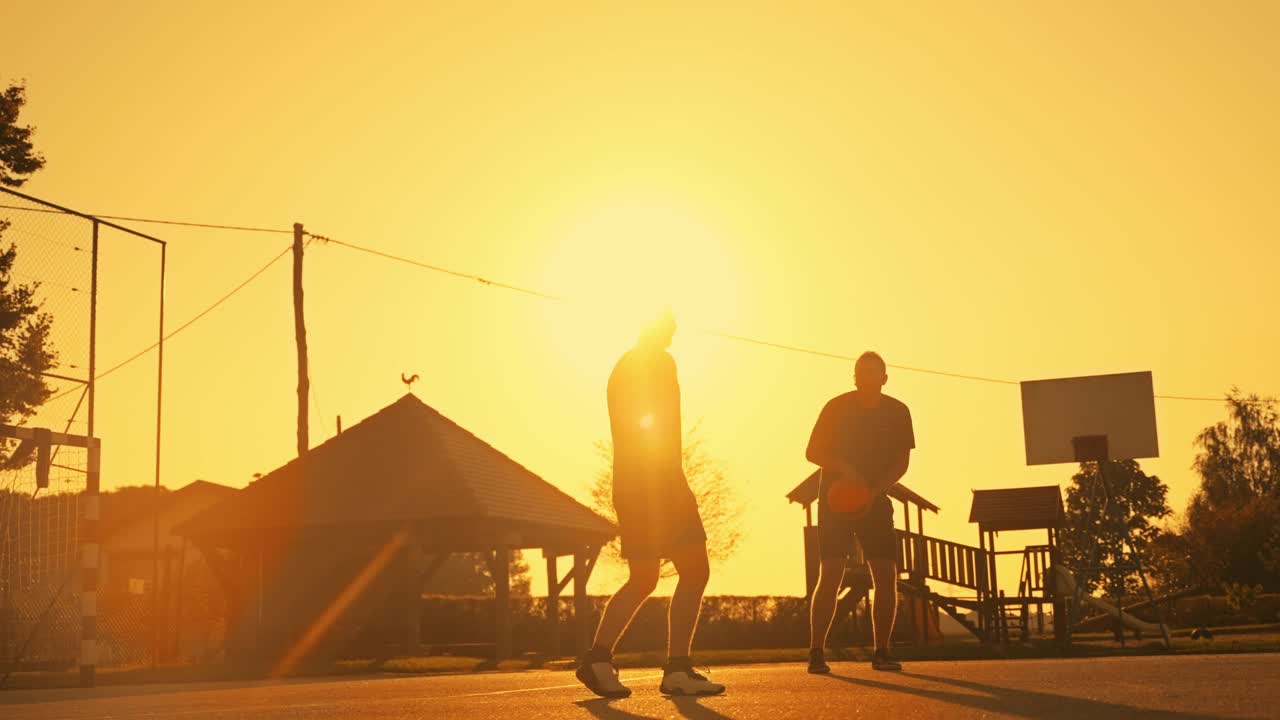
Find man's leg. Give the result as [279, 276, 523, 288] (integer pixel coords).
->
[853, 497, 902, 670]
[592, 557, 660, 652]
[809, 554, 847, 650]
[667, 541, 710, 658]
[868, 557, 901, 669]
[659, 541, 725, 695]
[576, 556, 658, 698]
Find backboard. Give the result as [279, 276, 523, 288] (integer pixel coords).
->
[1020, 371, 1159, 465]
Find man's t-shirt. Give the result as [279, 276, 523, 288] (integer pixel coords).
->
[607, 347, 684, 498]
[806, 392, 915, 486]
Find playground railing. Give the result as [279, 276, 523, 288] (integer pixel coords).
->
[895, 530, 987, 593]
[1018, 544, 1052, 597]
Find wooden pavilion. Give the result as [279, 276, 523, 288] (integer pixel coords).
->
[178, 394, 615, 668]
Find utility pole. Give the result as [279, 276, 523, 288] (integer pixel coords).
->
[293, 223, 309, 457]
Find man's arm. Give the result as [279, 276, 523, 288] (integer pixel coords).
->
[805, 400, 861, 480]
[865, 448, 911, 496]
[866, 404, 914, 494]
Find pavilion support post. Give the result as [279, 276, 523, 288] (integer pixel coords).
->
[573, 547, 598, 658]
[401, 539, 426, 655]
[493, 548, 512, 661]
[226, 553, 255, 662]
[404, 551, 449, 655]
[545, 555, 562, 659]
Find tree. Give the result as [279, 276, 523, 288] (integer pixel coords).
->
[1059, 460, 1171, 598]
[0, 82, 55, 468]
[589, 421, 743, 578]
[0, 82, 46, 187]
[1152, 392, 1280, 593]
[1192, 390, 1280, 508]
[1177, 494, 1280, 593]
[0, 227, 58, 463]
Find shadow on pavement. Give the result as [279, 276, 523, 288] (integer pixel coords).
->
[574, 696, 733, 720]
[575, 698, 655, 720]
[820, 671, 1237, 720]
[667, 695, 735, 720]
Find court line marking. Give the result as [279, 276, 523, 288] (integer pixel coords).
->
[444, 673, 665, 699]
[33, 672, 678, 719]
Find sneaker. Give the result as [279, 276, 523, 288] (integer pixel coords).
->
[659, 657, 725, 696]
[576, 648, 632, 698]
[807, 648, 831, 674]
[871, 648, 902, 672]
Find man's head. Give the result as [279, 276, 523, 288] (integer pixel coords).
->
[637, 308, 677, 350]
[854, 351, 887, 393]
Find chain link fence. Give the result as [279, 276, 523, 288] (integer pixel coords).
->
[1, 187, 173, 680]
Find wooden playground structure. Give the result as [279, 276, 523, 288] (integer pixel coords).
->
[787, 473, 1070, 646]
[785, 372, 1182, 649]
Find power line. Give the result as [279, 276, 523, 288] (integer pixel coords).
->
[318, 235, 1259, 405]
[314, 236, 563, 301]
[9, 271, 84, 293]
[0, 223, 88, 253]
[0, 203, 290, 235]
[702, 330, 1020, 385]
[48, 244, 293, 402]
[1151, 394, 1239, 403]
[90, 214, 292, 235]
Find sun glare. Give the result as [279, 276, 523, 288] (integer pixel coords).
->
[539, 194, 743, 379]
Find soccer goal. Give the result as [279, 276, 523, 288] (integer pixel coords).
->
[0, 425, 101, 687]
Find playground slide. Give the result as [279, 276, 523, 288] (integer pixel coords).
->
[1049, 566, 1164, 634]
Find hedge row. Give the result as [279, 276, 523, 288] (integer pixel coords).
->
[419, 595, 827, 654]
[414, 592, 1280, 656]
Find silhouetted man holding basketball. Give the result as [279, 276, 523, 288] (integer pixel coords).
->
[575, 311, 725, 698]
[806, 351, 914, 673]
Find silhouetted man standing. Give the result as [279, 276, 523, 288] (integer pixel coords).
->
[576, 311, 725, 698]
[805, 351, 914, 673]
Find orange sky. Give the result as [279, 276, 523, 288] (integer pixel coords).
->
[4, 2, 1278, 597]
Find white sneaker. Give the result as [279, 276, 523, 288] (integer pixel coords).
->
[576, 653, 631, 698]
[659, 661, 725, 696]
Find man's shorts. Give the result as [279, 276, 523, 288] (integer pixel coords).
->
[614, 482, 707, 560]
[817, 492, 896, 562]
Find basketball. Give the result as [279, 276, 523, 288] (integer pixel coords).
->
[827, 477, 871, 515]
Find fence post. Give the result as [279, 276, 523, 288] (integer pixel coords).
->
[80, 438, 101, 687]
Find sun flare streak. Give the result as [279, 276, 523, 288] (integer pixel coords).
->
[271, 527, 410, 678]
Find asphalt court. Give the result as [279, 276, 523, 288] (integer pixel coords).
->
[2, 653, 1275, 719]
